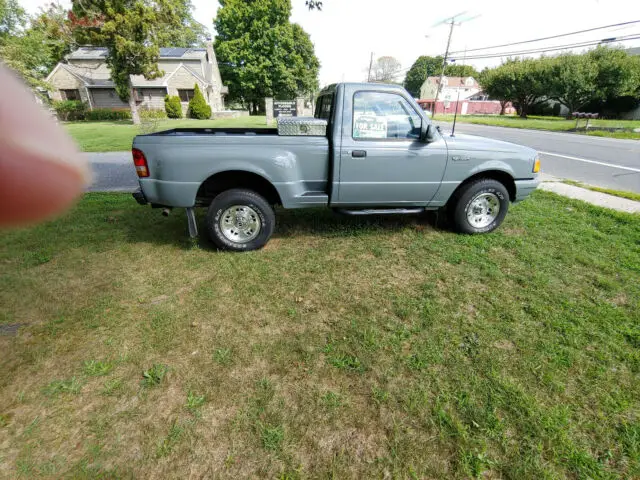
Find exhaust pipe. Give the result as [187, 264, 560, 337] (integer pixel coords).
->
[161, 208, 172, 217]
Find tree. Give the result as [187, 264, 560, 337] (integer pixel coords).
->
[153, 0, 208, 47]
[404, 55, 480, 98]
[370, 56, 401, 83]
[403, 56, 443, 97]
[547, 52, 598, 114]
[480, 58, 550, 118]
[164, 95, 182, 118]
[0, 0, 26, 39]
[214, 0, 319, 114]
[0, 0, 54, 92]
[444, 63, 478, 78]
[589, 46, 640, 102]
[188, 83, 211, 119]
[30, 2, 76, 69]
[71, 0, 195, 124]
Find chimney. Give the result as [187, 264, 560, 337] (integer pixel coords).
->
[205, 40, 214, 85]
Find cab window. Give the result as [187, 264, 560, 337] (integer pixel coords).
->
[352, 91, 422, 140]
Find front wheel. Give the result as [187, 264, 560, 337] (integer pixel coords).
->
[449, 179, 509, 234]
[206, 189, 275, 251]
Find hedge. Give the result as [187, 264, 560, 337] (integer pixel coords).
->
[53, 100, 88, 121]
[85, 108, 132, 121]
[188, 84, 211, 119]
[164, 95, 182, 119]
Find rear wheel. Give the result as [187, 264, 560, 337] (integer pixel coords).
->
[449, 178, 509, 234]
[206, 189, 275, 251]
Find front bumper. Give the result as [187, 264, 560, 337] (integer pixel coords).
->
[514, 177, 541, 203]
[132, 188, 148, 205]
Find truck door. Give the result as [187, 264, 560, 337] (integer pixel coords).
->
[336, 90, 448, 206]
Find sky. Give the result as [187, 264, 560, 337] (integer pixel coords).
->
[19, 0, 640, 87]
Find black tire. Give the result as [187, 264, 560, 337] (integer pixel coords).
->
[206, 189, 275, 251]
[449, 179, 509, 234]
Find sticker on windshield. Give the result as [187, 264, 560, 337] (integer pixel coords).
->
[353, 114, 387, 138]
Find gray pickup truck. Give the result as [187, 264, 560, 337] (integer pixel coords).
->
[132, 83, 540, 251]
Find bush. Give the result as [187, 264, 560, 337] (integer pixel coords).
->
[85, 108, 132, 121]
[187, 84, 211, 119]
[140, 109, 168, 120]
[552, 102, 562, 117]
[53, 100, 88, 121]
[164, 95, 182, 119]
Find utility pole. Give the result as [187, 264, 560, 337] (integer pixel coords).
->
[430, 11, 479, 119]
[367, 52, 374, 82]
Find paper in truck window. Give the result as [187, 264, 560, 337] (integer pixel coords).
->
[353, 113, 387, 139]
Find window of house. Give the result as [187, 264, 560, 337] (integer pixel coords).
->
[178, 89, 195, 102]
[352, 91, 422, 140]
[61, 89, 81, 101]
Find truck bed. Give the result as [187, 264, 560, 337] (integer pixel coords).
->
[144, 127, 279, 136]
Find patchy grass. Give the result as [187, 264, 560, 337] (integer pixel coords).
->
[63, 116, 268, 152]
[1, 191, 639, 478]
[436, 114, 640, 139]
[563, 180, 640, 202]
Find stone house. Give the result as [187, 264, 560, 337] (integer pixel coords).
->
[46, 45, 228, 114]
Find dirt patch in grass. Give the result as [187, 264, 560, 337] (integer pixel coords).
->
[1, 191, 639, 478]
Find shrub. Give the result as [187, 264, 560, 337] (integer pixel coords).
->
[164, 95, 182, 119]
[140, 109, 168, 120]
[188, 84, 211, 119]
[552, 102, 562, 117]
[85, 108, 132, 121]
[53, 100, 88, 121]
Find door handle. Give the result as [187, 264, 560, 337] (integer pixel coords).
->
[351, 150, 367, 158]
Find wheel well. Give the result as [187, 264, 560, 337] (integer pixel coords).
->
[196, 171, 282, 206]
[450, 170, 516, 202]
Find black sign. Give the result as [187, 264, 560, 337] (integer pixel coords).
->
[273, 100, 297, 118]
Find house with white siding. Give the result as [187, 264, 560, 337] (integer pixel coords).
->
[46, 44, 228, 115]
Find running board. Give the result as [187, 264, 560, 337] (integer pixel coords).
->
[337, 208, 425, 216]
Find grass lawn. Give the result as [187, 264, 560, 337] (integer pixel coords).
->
[1, 191, 639, 478]
[436, 115, 640, 140]
[64, 116, 269, 152]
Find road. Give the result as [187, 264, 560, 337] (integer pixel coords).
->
[87, 125, 640, 193]
[436, 122, 640, 193]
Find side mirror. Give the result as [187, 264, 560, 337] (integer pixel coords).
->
[421, 123, 438, 143]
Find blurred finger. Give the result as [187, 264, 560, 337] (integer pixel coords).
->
[0, 66, 90, 227]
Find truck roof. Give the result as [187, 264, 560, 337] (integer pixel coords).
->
[318, 82, 405, 95]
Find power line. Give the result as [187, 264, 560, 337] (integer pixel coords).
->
[453, 34, 640, 60]
[447, 19, 640, 55]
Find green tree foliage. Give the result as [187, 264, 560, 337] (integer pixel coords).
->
[480, 47, 640, 118]
[214, 0, 320, 113]
[187, 84, 211, 119]
[30, 3, 75, 69]
[0, 0, 26, 39]
[71, 0, 197, 124]
[403, 55, 479, 98]
[403, 56, 443, 97]
[480, 57, 551, 118]
[164, 95, 182, 118]
[547, 53, 598, 113]
[0, 1, 54, 91]
[445, 63, 478, 78]
[153, 0, 208, 47]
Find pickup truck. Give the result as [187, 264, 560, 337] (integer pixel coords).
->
[132, 83, 540, 251]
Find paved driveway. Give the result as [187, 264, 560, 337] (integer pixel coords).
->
[87, 152, 138, 192]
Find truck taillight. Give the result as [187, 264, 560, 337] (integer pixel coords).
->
[132, 148, 149, 178]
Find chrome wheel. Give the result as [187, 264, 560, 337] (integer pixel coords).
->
[466, 192, 500, 229]
[219, 205, 261, 243]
